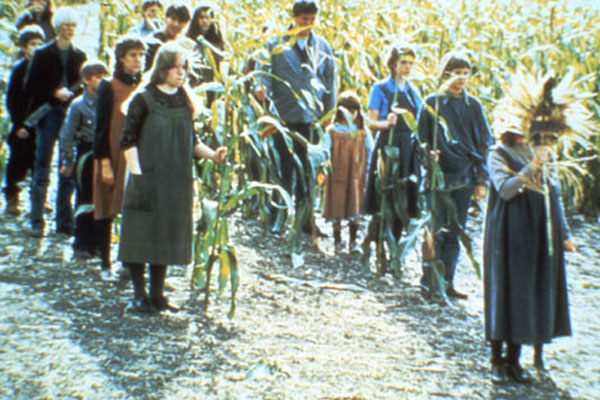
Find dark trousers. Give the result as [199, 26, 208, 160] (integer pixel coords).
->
[30, 106, 66, 227]
[3, 130, 35, 196]
[95, 218, 112, 270]
[431, 184, 474, 287]
[421, 185, 475, 288]
[73, 141, 95, 251]
[271, 122, 314, 211]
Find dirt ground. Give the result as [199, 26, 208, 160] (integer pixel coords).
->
[1, 4, 599, 398]
[1, 173, 599, 400]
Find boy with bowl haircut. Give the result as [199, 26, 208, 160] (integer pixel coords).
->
[417, 51, 493, 300]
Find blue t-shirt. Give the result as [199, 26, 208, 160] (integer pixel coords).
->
[367, 76, 416, 120]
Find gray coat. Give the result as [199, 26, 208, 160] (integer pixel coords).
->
[483, 143, 571, 344]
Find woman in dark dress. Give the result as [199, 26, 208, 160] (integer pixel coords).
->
[484, 128, 574, 384]
[119, 43, 226, 313]
[363, 45, 422, 273]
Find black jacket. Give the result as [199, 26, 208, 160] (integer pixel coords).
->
[24, 40, 87, 115]
[6, 58, 29, 131]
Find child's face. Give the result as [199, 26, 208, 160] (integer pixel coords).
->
[163, 55, 187, 89]
[23, 37, 44, 59]
[447, 67, 470, 94]
[57, 23, 77, 42]
[30, 0, 46, 14]
[394, 56, 414, 79]
[293, 12, 317, 39]
[83, 73, 106, 94]
[120, 48, 146, 75]
[196, 10, 210, 32]
[144, 5, 162, 21]
[165, 16, 187, 39]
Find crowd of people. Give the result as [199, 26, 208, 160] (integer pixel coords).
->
[2, 0, 580, 385]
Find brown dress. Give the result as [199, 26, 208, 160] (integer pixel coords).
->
[92, 79, 136, 219]
[323, 127, 369, 220]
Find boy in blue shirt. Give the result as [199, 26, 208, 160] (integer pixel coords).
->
[417, 51, 492, 299]
[58, 61, 109, 270]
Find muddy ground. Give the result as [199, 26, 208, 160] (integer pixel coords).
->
[1, 172, 599, 400]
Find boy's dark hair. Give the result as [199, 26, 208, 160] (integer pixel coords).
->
[386, 45, 415, 76]
[292, 0, 318, 15]
[81, 60, 109, 79]
[142, 0, 163, 12]
[18, 24, 45, 47]
[114, 34, 147, 70]
[165, 2, 191, 23]
[440, 51, 472, 77]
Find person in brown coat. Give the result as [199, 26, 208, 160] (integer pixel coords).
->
[92, 35, 147, 281]
[322, 91, 373, 253]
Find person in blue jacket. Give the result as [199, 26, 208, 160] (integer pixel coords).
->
[254, 0, 336, 236]
[417, 51, 492, 299]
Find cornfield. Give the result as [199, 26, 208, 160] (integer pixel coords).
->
[1, 0, 599, 312]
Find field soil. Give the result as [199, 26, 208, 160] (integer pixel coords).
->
[1, 173, 599, 399]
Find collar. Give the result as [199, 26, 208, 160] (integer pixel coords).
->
[442, 89, 470, 106]
[284, 23, 314, 46]
[385, 76, 411, 94]
[82, 90, 96, 107]
[115, 69, 142, 86]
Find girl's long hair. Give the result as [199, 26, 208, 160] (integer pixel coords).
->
[186, 5, 224, 49]
[148, 42, 197, 117]
[334, 91, 365, 130]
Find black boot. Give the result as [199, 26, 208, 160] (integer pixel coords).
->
[534, 343, 544, 370]
[127, 263, 154, 313]
[506, 343, 532, 384]
[150, 265, 179, 312]
[490, 340, 507, 384]
[348, 222, 360, 254]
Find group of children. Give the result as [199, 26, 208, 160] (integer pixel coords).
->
[3, 0, 578, 384]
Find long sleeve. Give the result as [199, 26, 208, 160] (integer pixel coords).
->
[59, 102, 82, 168]
[93, 80, 113, 159]
[551, 182, 571, 240]
[487, 147, 534, 201]
[474, 101, 493, 185]
[6, 60, 27, 126]
[321, 45, 336, 116]
[120, 93, 148, 149]
[23, 47, 56, 114]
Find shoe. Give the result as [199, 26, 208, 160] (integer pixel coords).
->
[56, 226, 74, 236]
[73, 248, 93, 260]
[505, 363, 532, 384]
[349, 241, 361, 254]
[4, 194, 20, 215]
[100, 270, 119, 282]
[301, 223, 328, 238]
[151, 295, 180, 313]
[29, 222, 45, 238]
[446, 287, 468, 300]
[491, 362, 507, 384]
[116, 265, 130, 281]
[128, 295, 156, 314]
